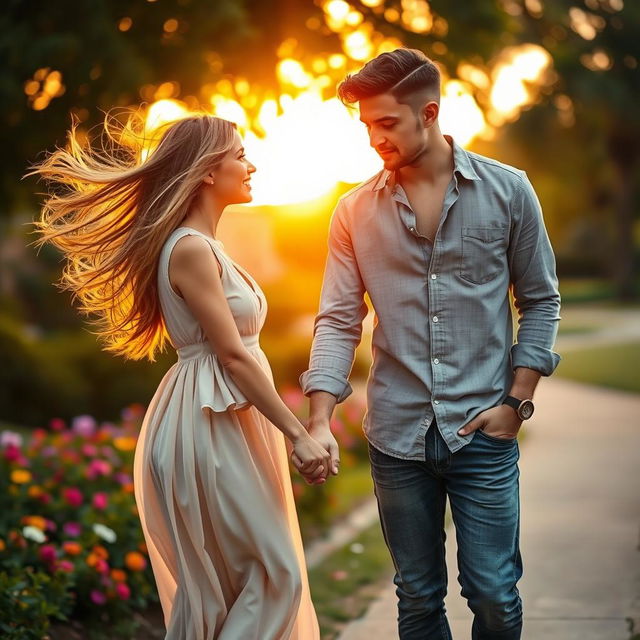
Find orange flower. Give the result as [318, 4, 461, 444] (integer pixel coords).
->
[11, 469, 32, 484]
[124, 551, 147, 571]
[63, 541, 82, 556]
[0, 539, 5, 552]
[138, 541, 148, 554]
[113, 436, 137, 452]
[92, 545, 109, 560]
[123, 482, 134, 494]
[21, 515, 47, 531]
[110, 568, 127, 583]
[86, 552, 100, 568]
[28, 485, 43, 498]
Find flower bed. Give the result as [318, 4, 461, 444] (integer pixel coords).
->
[0, 389, 367, 638]
[0, 408, 157, 639]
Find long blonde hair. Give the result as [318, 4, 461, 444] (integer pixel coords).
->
[27, 111, 237, 361]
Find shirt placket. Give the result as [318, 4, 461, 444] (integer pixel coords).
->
[425, 177, 460, 449]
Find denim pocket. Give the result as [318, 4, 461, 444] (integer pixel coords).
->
[476, 428, 518, 445]
[460, 226, 507, 284]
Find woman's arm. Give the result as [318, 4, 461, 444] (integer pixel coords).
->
[170, 234, 331, 477]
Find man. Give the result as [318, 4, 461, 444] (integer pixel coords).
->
[299, 48, 561, 639]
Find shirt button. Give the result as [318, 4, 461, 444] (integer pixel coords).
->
[432, 315, 439, 323]
[433, 358, 439, 364]
[433, 399, 440, 405]
[430, 274, 437, 280]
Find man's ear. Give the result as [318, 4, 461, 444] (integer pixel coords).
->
[422, 100, 439, 128]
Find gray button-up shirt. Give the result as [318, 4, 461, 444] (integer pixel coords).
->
[300, 137, 561, 458]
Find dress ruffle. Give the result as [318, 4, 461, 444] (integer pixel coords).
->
[176, 342, 251, 413]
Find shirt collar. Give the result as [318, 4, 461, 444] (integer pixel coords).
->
[372, 135, 481, 192]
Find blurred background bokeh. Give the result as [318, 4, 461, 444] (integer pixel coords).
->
[1, 1, 639, 638]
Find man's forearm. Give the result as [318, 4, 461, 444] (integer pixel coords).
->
[308, 390, 338, 428]
[509, 366, 542, 399]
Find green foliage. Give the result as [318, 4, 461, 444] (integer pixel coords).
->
[556, 341, 640, 393]
[0, 566, 74, 640]
[0, 313, 176, 427]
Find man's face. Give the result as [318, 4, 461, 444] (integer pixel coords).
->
[359, 92, 428, 171]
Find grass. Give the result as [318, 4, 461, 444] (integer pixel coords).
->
[558, 277, 640, 305]
[308, 521, 394, 640]
[556, 324, 598, 336]
[555, 341, 640, 393]
[299, 460, 375, 543]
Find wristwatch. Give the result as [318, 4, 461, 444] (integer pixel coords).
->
[502, 395, 535, 420]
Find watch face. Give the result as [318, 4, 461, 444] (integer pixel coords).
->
[519, 400, 535, 420]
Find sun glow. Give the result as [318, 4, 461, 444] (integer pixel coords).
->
[143, 43, 553, 206]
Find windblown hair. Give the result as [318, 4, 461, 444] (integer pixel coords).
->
[337, 48, 440, 106]
[26, 111, 237, 361]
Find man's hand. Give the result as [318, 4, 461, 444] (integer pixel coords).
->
[291, 421, 340, 485]
[457, 404, 522, 439]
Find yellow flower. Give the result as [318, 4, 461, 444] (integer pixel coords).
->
[113, 436, 137, 452]
[11, 469, 32, 484]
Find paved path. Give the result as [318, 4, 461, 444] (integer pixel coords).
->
[554, 305, 640, 352]
[336, 377, 640, 640]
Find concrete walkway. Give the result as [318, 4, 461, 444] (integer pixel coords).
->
[336, 377, 640, 640]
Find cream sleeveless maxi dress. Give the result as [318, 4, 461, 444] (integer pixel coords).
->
[133, 227, 320, 640]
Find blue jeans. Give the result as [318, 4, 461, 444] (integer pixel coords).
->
[368, 418, 523, 639]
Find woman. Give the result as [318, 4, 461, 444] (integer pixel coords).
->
[28, 112, 335, 639]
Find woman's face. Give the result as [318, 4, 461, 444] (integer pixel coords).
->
[210, 130, 256, 205]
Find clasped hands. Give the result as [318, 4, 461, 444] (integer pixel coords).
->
[290, 421, 341, 485]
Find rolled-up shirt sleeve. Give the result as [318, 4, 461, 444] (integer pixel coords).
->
[508, 171, 562, 376]
[299, 200, 368, 402]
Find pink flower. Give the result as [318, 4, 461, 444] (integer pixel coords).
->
[115, 472, 132, 486]
[63, 522, 82, 537]
[1, 430, 23, 448]
[45, 519, 57, 532]
[115, 582, 131, 600]
[40, 445, 58, 458]
[55, 560, 75, 573]
[39, 544, 57, 565]
[90, 590, 107, 605]
[95, 559, 109, 574]
[62, 487, 83, 507]
[3, 444, 21, 462]
[281, 387, 305, 412]
[49, 418, 66, 431]
[92, 492, 108, 510]
[86, 459, 112, 479]
[81, 443, 98, 457]
[72, 415, 97, 438]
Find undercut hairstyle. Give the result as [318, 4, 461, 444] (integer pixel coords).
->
[337, 48, 440, 107]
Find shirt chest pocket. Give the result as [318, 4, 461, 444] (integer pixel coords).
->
[459, 226, 508, 284]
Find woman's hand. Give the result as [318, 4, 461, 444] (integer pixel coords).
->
[290, 431, 331, 484]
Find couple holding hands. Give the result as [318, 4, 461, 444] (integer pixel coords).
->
[32, 47, 560, 640]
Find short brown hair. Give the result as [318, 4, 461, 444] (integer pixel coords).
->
[337, 48, 440, 106]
